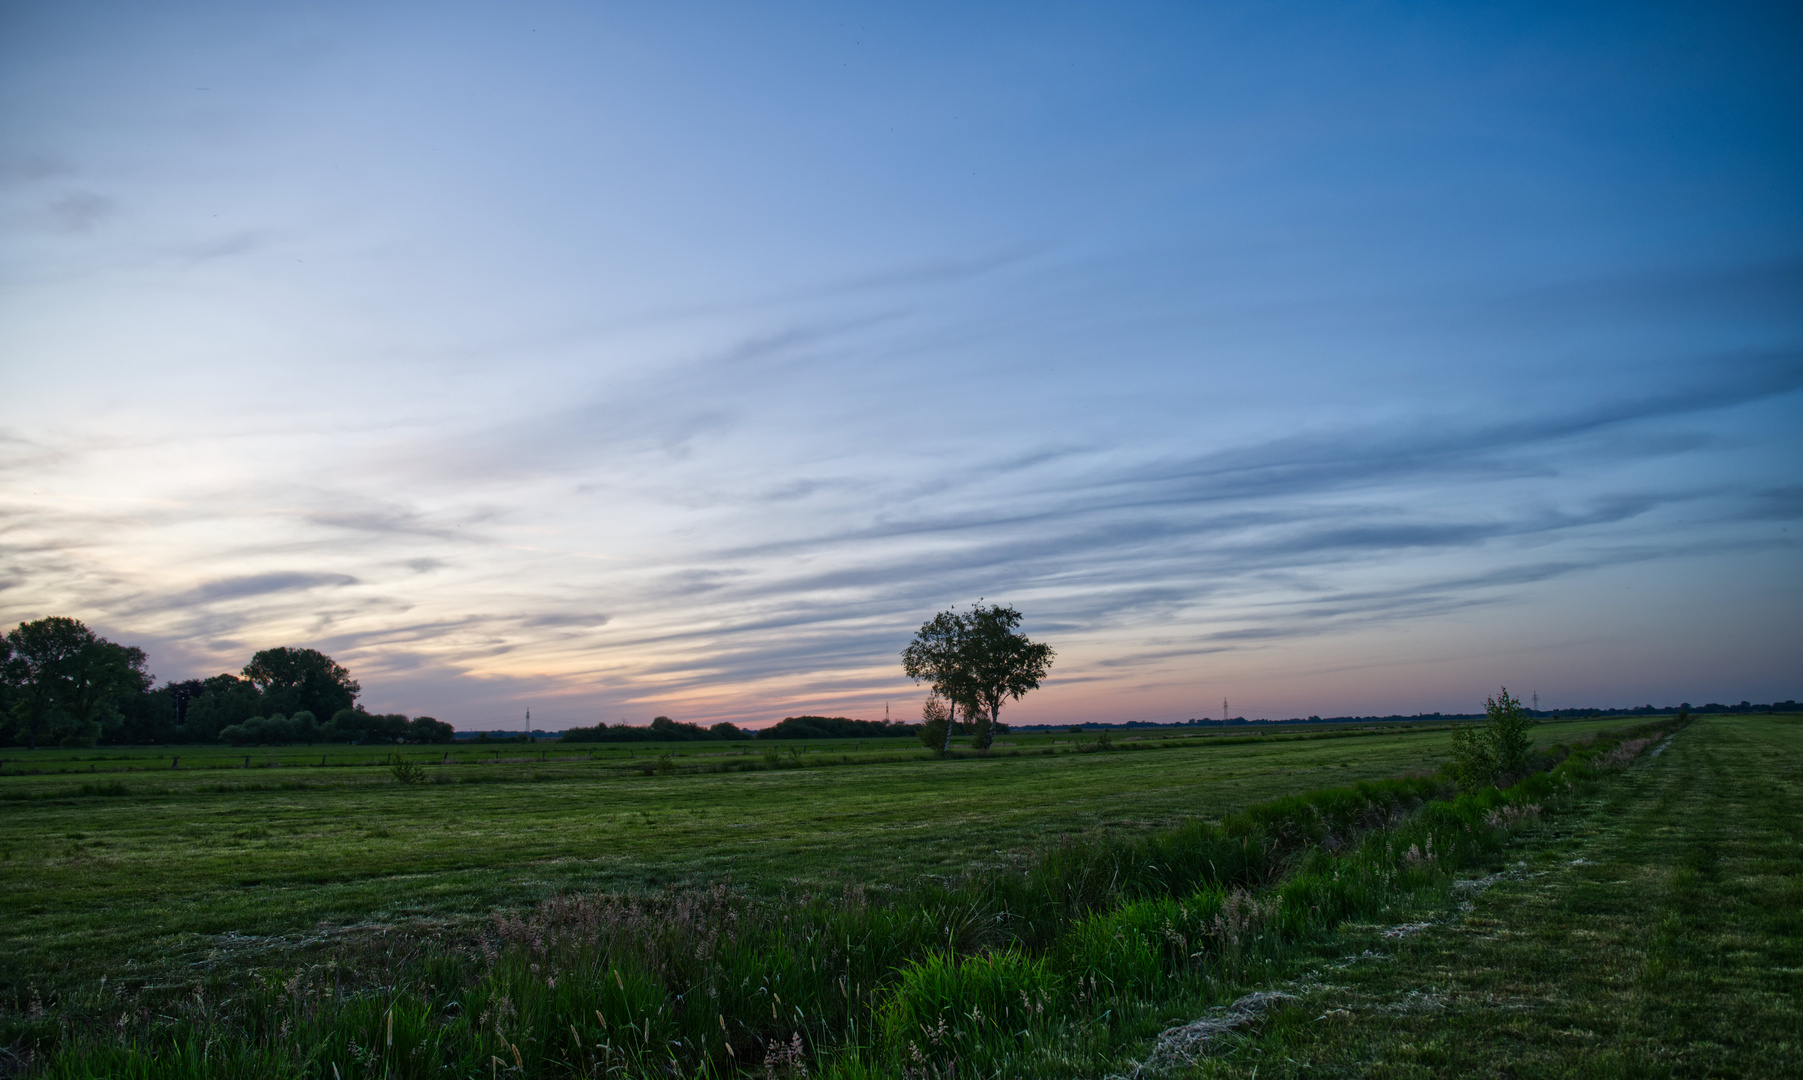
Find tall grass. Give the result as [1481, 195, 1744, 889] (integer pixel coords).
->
[6, 720, 1679, 1078]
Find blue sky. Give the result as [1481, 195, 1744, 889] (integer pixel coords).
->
[2, 2, 1798, 728]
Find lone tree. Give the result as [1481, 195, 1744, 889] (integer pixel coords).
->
[902, 602, 1054, 751]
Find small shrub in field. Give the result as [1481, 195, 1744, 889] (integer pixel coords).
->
[1451, 687, 1534, 789]
[655, 751, 677, 775]
[389, 756, 426, 785]
[1094, 731, 1114, 751]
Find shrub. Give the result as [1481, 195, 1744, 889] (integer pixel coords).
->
[1451, 687, 1534, 789]
[389, 755, 427, 784]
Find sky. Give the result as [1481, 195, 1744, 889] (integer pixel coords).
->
[1, 2, 1799, 730]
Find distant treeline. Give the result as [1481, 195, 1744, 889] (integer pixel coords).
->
[554, 715, 925, 743]
[1018, 699, 1801, 732]
[1, 617, 449, 748]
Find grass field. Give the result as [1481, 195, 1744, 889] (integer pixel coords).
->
[5, 714, 1789, 1077]
[2, 720, 1631, 996]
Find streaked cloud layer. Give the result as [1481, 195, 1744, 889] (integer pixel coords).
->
[2, 3, 1798, 727]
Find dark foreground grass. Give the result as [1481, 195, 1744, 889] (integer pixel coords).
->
[1, 720, 1621, 996]
[0, 715, 1699, 1077]
[1164, 714, 1802, 1078]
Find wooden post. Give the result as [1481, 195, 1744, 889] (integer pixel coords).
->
[244, 755, 250, 768]
[171, 756, 179, 770]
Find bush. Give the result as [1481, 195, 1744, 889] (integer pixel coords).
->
[389, 755, 427, 784]
[1451, 687, 1534, 789]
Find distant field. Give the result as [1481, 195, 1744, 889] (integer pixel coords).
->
[0, 718, 1627, 995]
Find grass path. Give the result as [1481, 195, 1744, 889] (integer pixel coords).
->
[1173, 715, 1803, 1077]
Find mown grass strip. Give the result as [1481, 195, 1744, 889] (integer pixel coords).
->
[1151, 715, 1802, 1078]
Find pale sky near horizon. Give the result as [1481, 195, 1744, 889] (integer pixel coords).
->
[2, 2, 1799, 729]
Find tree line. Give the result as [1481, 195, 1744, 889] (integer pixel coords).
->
[557, 714, 926, 743]
[4, 603, 1061, 750]
[0, 617, 449, 747]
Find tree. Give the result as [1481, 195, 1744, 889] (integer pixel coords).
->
[1450, 686, 1535, 790]
[901, 609, 974, 751]
[321, 708, 409, 744]
[182, 674, 263, 742]
[112, 684, 179, 744]
[165, 679, 207, 725]
[62, 639, 153, 744]
[902, 602, 1054, 751]
[917, 692, 951, 750]
[3, 617, 151, 748]
[241, 647, 360, 720]
[0, 636, 12, 741]
[406, 716, 456, 744]
[959, 603, 1055, 750]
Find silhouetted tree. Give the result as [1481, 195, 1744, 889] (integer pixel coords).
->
[958, 603, 1055, 750]
[903, 602, 1054, 751]
[3, 617, 151, 748]
[241, 647, 360, 720]
[182, 674, 263, 742]
[406, 716, 455, 743]
[901, 609, 974, 751]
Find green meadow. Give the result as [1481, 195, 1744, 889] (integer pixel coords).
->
[3, 714, 1794, 1078]
[4, 721, 1621, 991]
